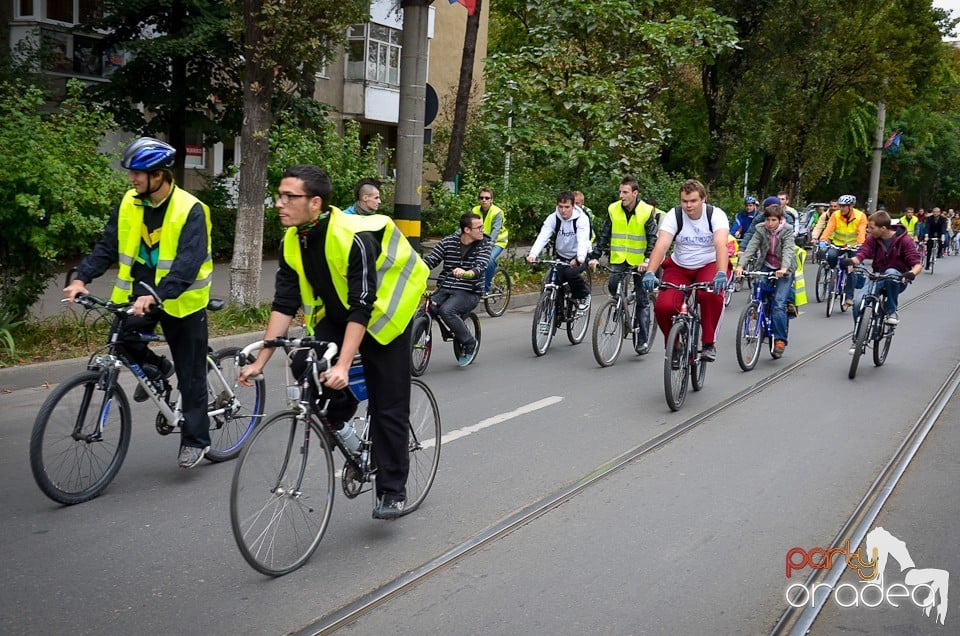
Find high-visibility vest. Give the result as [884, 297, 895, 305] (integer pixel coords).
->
[282, 208, 428, 344]
[607, 200, 653, 266]
[111, 187, 212, 317]
[830, 210, 865, 246]
[901, 215, 918, 236]
[474, 204, 509, 248]
[793, 247, 807, 306]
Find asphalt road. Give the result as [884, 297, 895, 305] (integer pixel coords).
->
[2, 257, 958, 635]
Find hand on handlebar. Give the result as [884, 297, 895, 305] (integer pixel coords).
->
[525, 255, 536, 264]
[238, 362, 264, 387]
[641, 271, 658, 293]
[63, 279, 89, 303]
[712, 272, 727, 293]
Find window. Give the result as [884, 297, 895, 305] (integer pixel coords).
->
[345, 22, 401, 87]
[15, 0, 103, 25]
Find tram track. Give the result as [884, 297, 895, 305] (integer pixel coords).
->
[294, 275, 959, 636]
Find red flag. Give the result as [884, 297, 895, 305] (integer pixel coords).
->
[450, 0, 477, 15]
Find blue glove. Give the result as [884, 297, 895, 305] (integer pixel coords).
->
[641, 271, 657, 293]
[712, 272, 727, 293]
[818, 241, 828, 250]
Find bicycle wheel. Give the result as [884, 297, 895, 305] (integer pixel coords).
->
[825, 270, 837, 317]
[664, 321, 690, 411]
[410, 315, 431, 377]
[637, 293, 658, 354]
[849, 304, 873, 379]
[402, 379, 441, 514]
[230, 410, 335, 576]
[30, 370, 132, 505]
[531, 291, 556, 356]
[592, 300, 624, 367]
[205, 347, 266, 462]
[452, 313, 481, 364]
[483, 266, 512, 317]
[735, 303, 763, 372]
[815, 263, 829, 303]
[566, 297, 591, 345]
[873, 321, 893, 367]
[690, 321, 707, 392]
[929, 251, 936, 274]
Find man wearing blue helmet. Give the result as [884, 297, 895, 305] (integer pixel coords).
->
[64, 137, 214, 469]
[731, 196, 759, 241]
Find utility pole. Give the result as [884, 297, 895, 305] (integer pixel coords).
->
[394, 0, 434, 252]
[868, 101, 886, 214]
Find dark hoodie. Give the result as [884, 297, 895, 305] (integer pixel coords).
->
[855, 224, 921, 272]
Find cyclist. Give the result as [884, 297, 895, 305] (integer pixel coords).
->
[590, 177, 658, 354]
[900, 207, 918, 239]
[526, 190, 593, 310]
[473, 187, 508, 296]
[951, 210, 960, 254]
[923, 207, 949, 268]
[810, 199, 839, 244]
[735, 202, 796, 359]
[740, 194, 799, 249]
[841, 211, 921, 349]
[731, 196, 759, 241]
[63, 137, 214, 469]
[819, 194, 867, 308]
[341, 178, 381, 215]
[421, 213, 491, 365]
[238, 164, 428, 520]
[642, 179, 729, 362]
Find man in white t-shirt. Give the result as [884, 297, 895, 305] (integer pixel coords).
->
[642, 179, 730, 361]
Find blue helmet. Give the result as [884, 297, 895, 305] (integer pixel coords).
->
[838, 194, 857, 206]
[744, 196, 758, 205]
[121, 137, 176, 171]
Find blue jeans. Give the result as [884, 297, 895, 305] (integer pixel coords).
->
[761, 266, 792, 343]
[483, 245, 504, 292]
[826, 246, 859, 300]
[853, 268, 904, 321]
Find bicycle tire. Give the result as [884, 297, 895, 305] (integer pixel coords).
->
[30, 370, 132, 505]
[825, 269, 836, 317]
[815, 263, 828, 303]
[205, 347, 266, 462]
[402, 379, 442, 514]
[452, 313, 481, 365]
[483, 266, 512, 317]
[664, 321, 690, 411]
[873, 321, 893, 367]
[566, 297, 591, 345]
[690, 320, 707, 392]
[735, 303, 762, 372]
[531, 290, 556, 356]
[230, 410, 335, 576]
[410, 315, 431, 377]
[929, 251, 936, 274]
[592, 299, 624, 367]
[849, 304, 873, 379]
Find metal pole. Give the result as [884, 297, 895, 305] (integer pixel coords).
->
[868, 101, 886, 214]
[743, 158, 749, 199]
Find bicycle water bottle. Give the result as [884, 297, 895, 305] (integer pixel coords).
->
[335, 420, 361, 455]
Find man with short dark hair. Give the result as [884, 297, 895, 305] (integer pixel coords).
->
[342, 178, 382, 215]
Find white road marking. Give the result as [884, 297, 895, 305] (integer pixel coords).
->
[422, 396, 564, 449]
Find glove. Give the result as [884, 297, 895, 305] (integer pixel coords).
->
[840, 258, 855, 269]
[818, 241, 828, 251]
[903, 271, 916, 282]
[712, 272, 728, 293]
[641, 271, 657, 293]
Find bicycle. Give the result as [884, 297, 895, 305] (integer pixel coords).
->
[659, 280, 713, 411]
[821, 246, 856, 317]
[530, 259, 592, 356]
[410, 290, 481, 376]
[734, 271, 782, 371]
[925, 236, 940, 274]
[848, 267, 908, 379]
[482, 263, 512, 317]
[591, 266, 657, 367]
[230, 338, 440, 576]
[30, 282, 266, 505]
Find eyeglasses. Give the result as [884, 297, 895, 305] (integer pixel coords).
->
[470, 225, 484, 231]
[276, 192, 313, 204]
[479, 196, 492, 200]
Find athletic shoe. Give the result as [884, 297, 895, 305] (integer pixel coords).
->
[885, 312, 900, 325]
[134, 356, 174, 402]
[373, 495, 405, 520]
[177, 445, 209, 469]
[701, 344, 717, 362]
[772, 340, 786, 359]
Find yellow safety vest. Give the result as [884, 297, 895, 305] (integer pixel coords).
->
[474, 204, 509, 249]
[901, 215, 918, 236]
[111, 187, 212, 317]
[282, 208, 428, 344]
[607, 200, 653, 266]
[830, 210, 865, 247]
[793, 247, 807, 306]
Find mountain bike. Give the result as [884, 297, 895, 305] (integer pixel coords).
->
[660, 280, 713, 411]
[849, 268, 908, 379]
[30, 283, 265, 505]
[230, 338, 440, 576]
[482, 263, 512, 317]
[530, 259, 592, 356]
[591, 266, 657, 367]
[734, 271, 782, 371]
[410, 290, 481, 376]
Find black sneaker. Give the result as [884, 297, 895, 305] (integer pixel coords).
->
[134, 356, 174, 402]
[701, 344, 717, 362]
[373, 494, 406, 520]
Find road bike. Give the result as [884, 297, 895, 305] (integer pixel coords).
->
[30, 283, 265, 505]
[482, 263, 512, 317]
[821, 246, 856, 317]
[925, 236, 940, 274]
[734, 271, 783, 371]
[530, 259, 592, 356]
[410, 290, 481, 376]
[848, 268, 908, 379]
[660, 280, 713, 411]
[230, 338, 440, 576]
[591, 266, 657, 367]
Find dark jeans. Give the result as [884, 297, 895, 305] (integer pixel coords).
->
[826, 247, 859, 300]
[607, 263, 650, 347]
[558, 262, 589, 300]
[123, 310, 210, 448]
[431, 288, 479, 347]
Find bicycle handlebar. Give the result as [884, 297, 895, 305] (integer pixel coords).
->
[737, 270, 779, 281]
[658, 281, 714, 292]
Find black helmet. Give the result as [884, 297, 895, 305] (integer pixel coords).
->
[121, 137, 176, 171]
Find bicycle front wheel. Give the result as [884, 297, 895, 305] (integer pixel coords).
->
[825, 270, 837, 317]
[592, 300, 624, 367]
[531, 291, 556, 356]
[566, 297, 591, 344]
[403, 379, 441, 514]
[410, 315, 432, 377]
[815, 263, 828, 303]
[230, 410, 335, 576]
[484, 266, 512, 317]
[206, 347, 266, 462]
[873, 321, 894, 367]
[690, 321, 707, 391]
[664, 321, 690, 411]
[849, 304, 873, 379]
[736, 303, 762, 372]
[637, 293, 658, 354]
[30, 370, 132, 505]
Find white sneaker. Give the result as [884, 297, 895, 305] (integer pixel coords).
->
[885, 312, 900, 325]
[848, 346, 856, 355]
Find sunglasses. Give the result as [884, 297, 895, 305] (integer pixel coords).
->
[479, 196, 492, 200]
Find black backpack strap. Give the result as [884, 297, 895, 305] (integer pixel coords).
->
[674, 204, 714, 234]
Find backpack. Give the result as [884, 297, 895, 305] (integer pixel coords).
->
[553, 210, 593, 241]
[673, 205, 715, 234]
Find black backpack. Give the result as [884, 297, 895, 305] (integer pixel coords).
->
[673, 205, 715, 234]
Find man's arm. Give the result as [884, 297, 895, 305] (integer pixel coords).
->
[526, 214, 556, 261]
[487, 210, 503, 245]
[856, 215, 868, 245]
[643, 214, 659, 261]
[421, 236, 446, 270]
